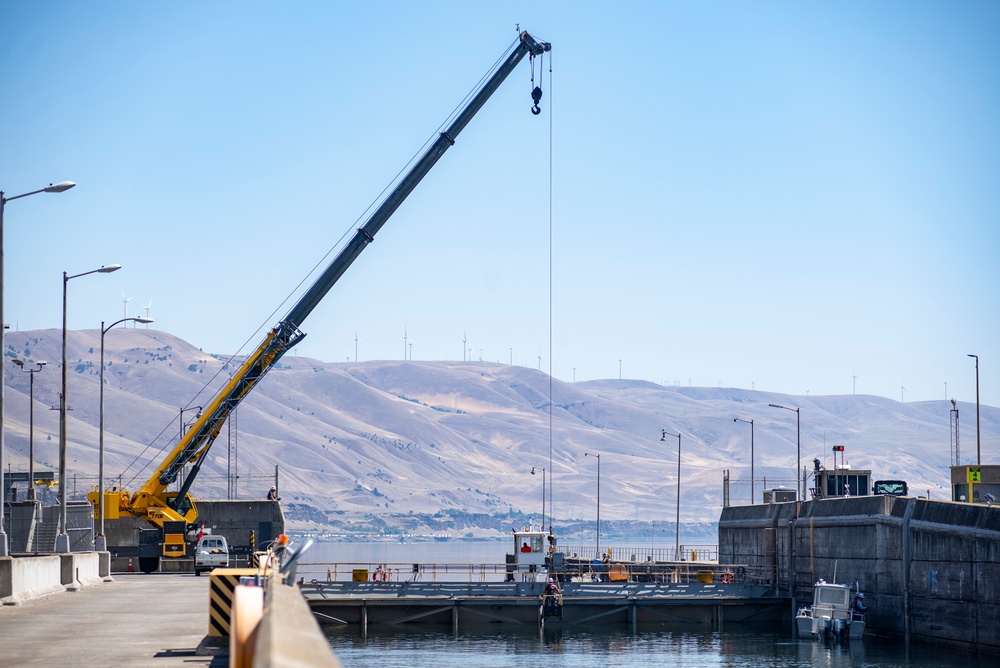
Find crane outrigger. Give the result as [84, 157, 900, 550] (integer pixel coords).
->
[92, 31, 551, 572]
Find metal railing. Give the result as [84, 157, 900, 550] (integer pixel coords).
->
[297, 561, 516, 584]
[562, 544, 719, 563]
[294, 559, 773, 587]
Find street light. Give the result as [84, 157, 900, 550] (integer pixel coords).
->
[769, 403, 801, 500]
[584, 452, 600, 557]
[531, 467, 545, 532]
[661, 429, 682, 560]
[734, 418, 755, 504]
[180, 406, 203, 438]
[12, 359, 46, 502]
[0, 180, 75, 556]
[968, 354, 980, 466]
[97, 316, 153, 551]
[58, 263, 121, 554]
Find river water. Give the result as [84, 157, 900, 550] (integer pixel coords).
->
[300, 540, 986, 667]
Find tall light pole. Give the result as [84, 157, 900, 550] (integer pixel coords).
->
[0, 180, 75, 556]
[661, 429, 682, 560]
[97, 316, 153, 551]
[968, 354, 980, 466]
[12, 359, 46, 502]
[584, 452, 600, 557]
[769, 403, 801, 500]
[734, 417, 755, 504]
[531, 467, 545, 532]
[58, 263, 121, 554]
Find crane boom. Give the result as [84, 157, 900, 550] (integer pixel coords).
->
[124, 31, 551, 527]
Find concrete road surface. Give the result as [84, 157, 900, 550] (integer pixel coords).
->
[0, 573, 225, 667]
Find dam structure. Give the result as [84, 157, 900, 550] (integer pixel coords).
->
[719, 495, 1000, 655]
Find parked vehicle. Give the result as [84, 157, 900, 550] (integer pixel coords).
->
[874, 480, 908, 496]
[194, 534, 229, 576]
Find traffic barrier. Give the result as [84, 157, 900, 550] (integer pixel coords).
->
[252, 583, 340, 667]
[230, 584, 263, 668]
[208, 568, 261, 637]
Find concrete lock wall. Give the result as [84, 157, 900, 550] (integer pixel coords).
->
[104, 500, 284, 552]
[906, 500, 1000, 650]
[719, 497, 1000, 655]
[195, 500, 285, 551]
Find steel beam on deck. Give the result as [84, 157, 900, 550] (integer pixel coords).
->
[384, 605, 455, 625]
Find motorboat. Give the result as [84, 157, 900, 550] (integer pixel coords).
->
[795, 579, 866, 642]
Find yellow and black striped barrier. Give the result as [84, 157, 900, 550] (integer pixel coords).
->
[208, 568, 265, 637]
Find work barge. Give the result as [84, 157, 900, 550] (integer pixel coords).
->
[302, 580, 785, 631]
[298, 534, 785, 632]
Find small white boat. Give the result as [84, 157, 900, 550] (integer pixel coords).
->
[795, 579, 866, 642]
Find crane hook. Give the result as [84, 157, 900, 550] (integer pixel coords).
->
[531, 86, 543, 115]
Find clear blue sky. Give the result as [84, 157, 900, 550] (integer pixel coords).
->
[3, 2, 998, 407]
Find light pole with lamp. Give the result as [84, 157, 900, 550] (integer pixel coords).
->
[531, 467, 545, 532]
[584, 452, 600, 557]
[57, 263, 121, 554]
[11, 359, 46, 502]
[734, 418, 754, 504]
[96, 316, 153, 551]
[661, 429, 682, 560]
[968, 354, 980, 466]
[0, 180, 75, 556]
[769, 403, 801, 500]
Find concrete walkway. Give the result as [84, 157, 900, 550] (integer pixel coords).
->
[0, 573, 224, 667]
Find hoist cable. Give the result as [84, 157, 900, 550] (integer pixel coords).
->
[547, 50, 555, 527]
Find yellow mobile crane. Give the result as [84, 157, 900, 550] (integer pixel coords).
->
[93, 31, 550, 573]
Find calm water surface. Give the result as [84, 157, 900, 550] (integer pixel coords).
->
[303, 541, 986, 667]
[326, 627, 984, 668]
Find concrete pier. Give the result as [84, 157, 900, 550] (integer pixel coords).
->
[0, 569, 340, 667]
[0, 573, 217, 667]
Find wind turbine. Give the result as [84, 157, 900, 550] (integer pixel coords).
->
[463, 331, 467, 363]
[403, 327, 408, 361]
[354, 330, 363, 362]
[121, 291, 133, 322]
[852, 371, 858, 395]
[142, 299, 153, 328]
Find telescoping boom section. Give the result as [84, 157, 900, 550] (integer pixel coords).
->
[122, 31, 552, 529]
